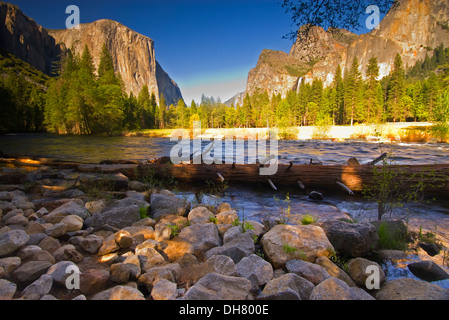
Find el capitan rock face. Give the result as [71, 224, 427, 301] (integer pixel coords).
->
[48, 19, 183, 105]
[0, 2, 183, 105]
[246, 0, 449, 96]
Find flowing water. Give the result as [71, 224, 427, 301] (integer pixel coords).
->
[2, 133, 449, 288]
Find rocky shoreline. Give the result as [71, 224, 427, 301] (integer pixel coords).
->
[1, 163, 449, 300]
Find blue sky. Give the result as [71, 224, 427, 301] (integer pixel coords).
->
[8, 0, 380, 104]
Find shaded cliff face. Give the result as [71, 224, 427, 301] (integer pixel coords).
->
[0, 2, 61, 75]
[49, 19, 183, 105]
[247, 0, 449, 95]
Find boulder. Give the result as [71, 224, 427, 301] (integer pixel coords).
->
[375, 278, 449, 300]
[205, 232, 255, 263]
[85, 200, 106, 215]
[321, 220, 379, 257]
[80, 269, 110, 296]
[347, 258, 386, 287]
[21, 274, 53, 300]
[257, 273, 314, 300]
[178, 223, 221, 258]
[309, 277, 375, 300]
[217, 202, 232, 214]
[61, 215, 84, 232]
[0, 257, 21, 277]
[13, 261, 53, 284]
[215, 210, 239, 225]
[0, 279, 17, 300]
[151, 279, 178, 300]
[285, 259, 331, 286]
[149, 192, 191, 221]
[44, 223, 67, 238]
[138, 263, 182, 290]
[419, 243, 441, 257]
[188, 206, 215, 224]
[371, 220, 408, 248]
[45, 200, 90, 221]
[236, 254, 273, 291]
[408, 261, 449, 282]
[46, 261, 78, 286]
[110, 263, 141, 283]
[315, 256, 356, 287]
[80, 235, 102, 254]
[260, 224, 333, 269]
[0, 229, 30, 257]
[86, 197, 149, 229]
[183, 273, 252, 300]
[203, 255, 239, 277]
[109, 285, 145, 300]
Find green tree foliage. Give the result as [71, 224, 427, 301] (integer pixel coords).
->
[44, 45, 150, 134]
[386, 54, 406, 122]
[0, 52, 48, 133]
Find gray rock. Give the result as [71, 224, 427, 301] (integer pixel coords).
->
[110, 263, 141, 283]
[203, 255, 239, 277]
[321, 220, 379, 257]
[22, 274, 53, 299]
[260, 224, 333, 269]
[151, 279, 178, 300]
[45, 223, 67, 238]
[375, 278, 449, 300]
[0, 279, 17, 300]
[0, 229, 30, 257]
[309, 277, 375, 300]
[205, 232, 255, 263]
[257, 273, 314, 300]
[285, 259, 331, 286]
[236, 254, 273, 290]
[86, 197, 149, 229]
[80, 235, 102, 254]
[408, 261, 449, 282]
[188, 206, 215, 224]
[183, 273, 252, 300]
[178, 223, 221, 257]
[138, 263, 182, 290]
[13, 261, 53, 284]
[46, 200, 90, 221]
[149, 192, 191, 221]
[46, 261, 78, 286]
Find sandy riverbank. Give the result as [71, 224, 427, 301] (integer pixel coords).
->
[124, 123, 436, 142]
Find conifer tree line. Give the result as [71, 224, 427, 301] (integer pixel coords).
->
[1, 44, 448, 134]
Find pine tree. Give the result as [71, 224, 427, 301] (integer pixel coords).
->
[365, 57, 380, 122]
[387, 54, 406, 122]
[345, 58, 363, 125]
[98, 44, 115, 79]
[332, 65, 345, 125]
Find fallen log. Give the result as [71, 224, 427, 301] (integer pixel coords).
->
[137, 162, 449, 195]
[2, 155, 449, 195]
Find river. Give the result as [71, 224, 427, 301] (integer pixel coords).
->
[1, 133, 449, 288]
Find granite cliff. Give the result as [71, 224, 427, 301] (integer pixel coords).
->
[246, 0, 449, 97]
[49, 19, 183, 105]
[0, 2, 183, 105]
[0, 2, 61, 75]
